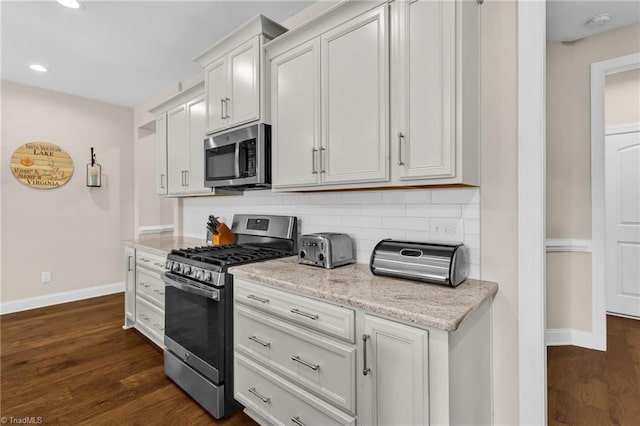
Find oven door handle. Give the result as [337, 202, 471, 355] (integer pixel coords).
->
[162, 274, 220, 301]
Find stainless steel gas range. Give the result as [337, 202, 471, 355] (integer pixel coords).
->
[162, 214, 297, 419]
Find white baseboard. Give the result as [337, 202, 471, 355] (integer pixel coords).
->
[0, 282, 125, 315]
[546, 328, 604, 351]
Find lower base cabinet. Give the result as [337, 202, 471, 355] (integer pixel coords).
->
[233, 278, 493, 426]
[123, 247, 166, 348]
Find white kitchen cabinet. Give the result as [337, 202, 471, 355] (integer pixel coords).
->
[391, 0, 480, 185]
[320, 5, 389, 185]
[155, 114, 168, 195]
[123, 248, 167, 348]
[123, 246, 136, 328]
[194, 15, 287, 135]
[269, 3, 389, 190]
[233, 277, 493, 426]
[361, 314, 429, 425]
[270, 39, 321, 188]
[150, 82, 210, 197]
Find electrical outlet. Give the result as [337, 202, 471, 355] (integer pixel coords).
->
[41, 271, 51, 283]
[430, 219, 463, 242]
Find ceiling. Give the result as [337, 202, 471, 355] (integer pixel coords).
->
[2, 1, 639, 107]
[547, 0, 640, 42]
[1, 1, 313, 107]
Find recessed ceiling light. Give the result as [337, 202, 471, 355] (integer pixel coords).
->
[29, 64, 48, 73]
[586, 13, 611, 29]
[56, 0, 81, 9]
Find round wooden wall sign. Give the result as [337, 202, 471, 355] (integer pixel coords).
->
[10, 142, 74, 189]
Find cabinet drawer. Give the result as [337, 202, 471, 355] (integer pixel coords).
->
[135, 297, 164, 343]
[235, 304, 356, 413]
[136, 251, 166, 273]
[235, 353, 356, 426]
[136, 268, 165, 308]
[235, 279, 355, 342]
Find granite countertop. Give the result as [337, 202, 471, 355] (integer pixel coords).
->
[123, 235, 205, 257]
[229, 257, 498, 332]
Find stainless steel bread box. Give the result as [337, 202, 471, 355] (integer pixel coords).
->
[370, 240, 469, 287]
[298, 233, 355, 269]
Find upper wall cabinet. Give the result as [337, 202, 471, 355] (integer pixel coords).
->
[266, 0, 480, 191]
[194, 15, 288, 136]
[150, 82, 211, 197]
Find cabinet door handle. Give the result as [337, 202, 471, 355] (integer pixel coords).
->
[290, 416, 306, 426]
[291, 355, 319, 371]
[139, 313, 150, 321]
[248, 387, 270, 404]
[362, 334, 371, 375]
[185, 170, 189, 187]
[290, 308, 318, 320]
[128, 255, 133, 272]
[319, 147, 326, 173]
[398, 132, 405, 166]
[153, 289, 165, 295]
[220, 98, 225, 120]
[247, 294, 269, 304]
[248, 335, 271, 347]
[140, 282, 151, 288]
[224, 97, 231, 119]
[160, 174, 165, 189]
[311, 148, 318, 174]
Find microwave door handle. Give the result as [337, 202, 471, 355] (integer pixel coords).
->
[234, 143, 240, 178]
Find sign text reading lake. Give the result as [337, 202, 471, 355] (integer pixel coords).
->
[11, 142, 74, 189]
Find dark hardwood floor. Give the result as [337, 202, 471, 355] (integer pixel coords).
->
[0, 294, 257, 425]
[548, 315, 640, 426]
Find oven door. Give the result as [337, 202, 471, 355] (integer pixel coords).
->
[162, 272, 227, 384]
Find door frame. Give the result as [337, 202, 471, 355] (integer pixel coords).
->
[590, 53, 640, 350]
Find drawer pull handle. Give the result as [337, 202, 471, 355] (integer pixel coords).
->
[153, 323, 164, 331]
[248, 335, 271, 348]
[291, 355, 319, 371]
[248, 387, 270, 404]
[247, 294, 269, 304]
[291, 416, 306, 426]
[153, 289, 165, 295]
[140, 282, 151, 288]
[139, 314, 150, 321]
[290, 308, 318, 320]
[362, 334, 371, 376]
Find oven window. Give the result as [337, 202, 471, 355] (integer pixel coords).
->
[165, 285, 226, 377]
[206, 144, 236, 180]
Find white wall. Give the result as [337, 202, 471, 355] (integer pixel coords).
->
[0, 81, 134, 303]
[605, 68, 640, 128]
[182, 188, 481, 278]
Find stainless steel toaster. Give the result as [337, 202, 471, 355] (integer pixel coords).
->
[298, 233, 355, 269]
[370, 240, 469, 287]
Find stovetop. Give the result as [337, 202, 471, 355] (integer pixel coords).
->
[167, 244, 289, 271]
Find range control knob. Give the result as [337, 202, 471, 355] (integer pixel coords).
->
[172, 263, 181, 273]
[204, 272, 212, 282]
[165, 260, 172, 270]
[299, 250, 306, 259]
[183, 266, 192, 275]
[318, 253, 325, 262]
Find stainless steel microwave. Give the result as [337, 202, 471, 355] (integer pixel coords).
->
[204, 123, 271, 189]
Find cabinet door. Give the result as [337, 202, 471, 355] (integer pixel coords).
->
[271, 39, 321, 188]
[228, 37, 260, 127]
[321, 5, 389, 185]
[395, 0, 455, 180]
[361, 314, 429, 426]
[186, 95, 209, 194]
[205, 57, 228, 134]
[124, 247, 136, 326]
[155, 114, 168, 194]
[167, 104, 189, 195]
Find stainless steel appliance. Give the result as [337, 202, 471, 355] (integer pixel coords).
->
[298, 232, 355, 269]
[204, 123, 271, 189]
[370, 240, 469, 287]
[163, 214, 297, 419]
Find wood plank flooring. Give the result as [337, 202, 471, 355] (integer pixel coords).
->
[547, 315, 640, 425]
[0, 293, 257, 425]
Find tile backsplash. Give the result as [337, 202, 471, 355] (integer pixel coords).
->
[182, 188, 480, 279]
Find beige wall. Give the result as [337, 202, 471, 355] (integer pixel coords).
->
[1, 81, 134, 302]
[605, 68, 640, 128]
[546, 24, 640, 332]
[480, 1, 519, 424]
